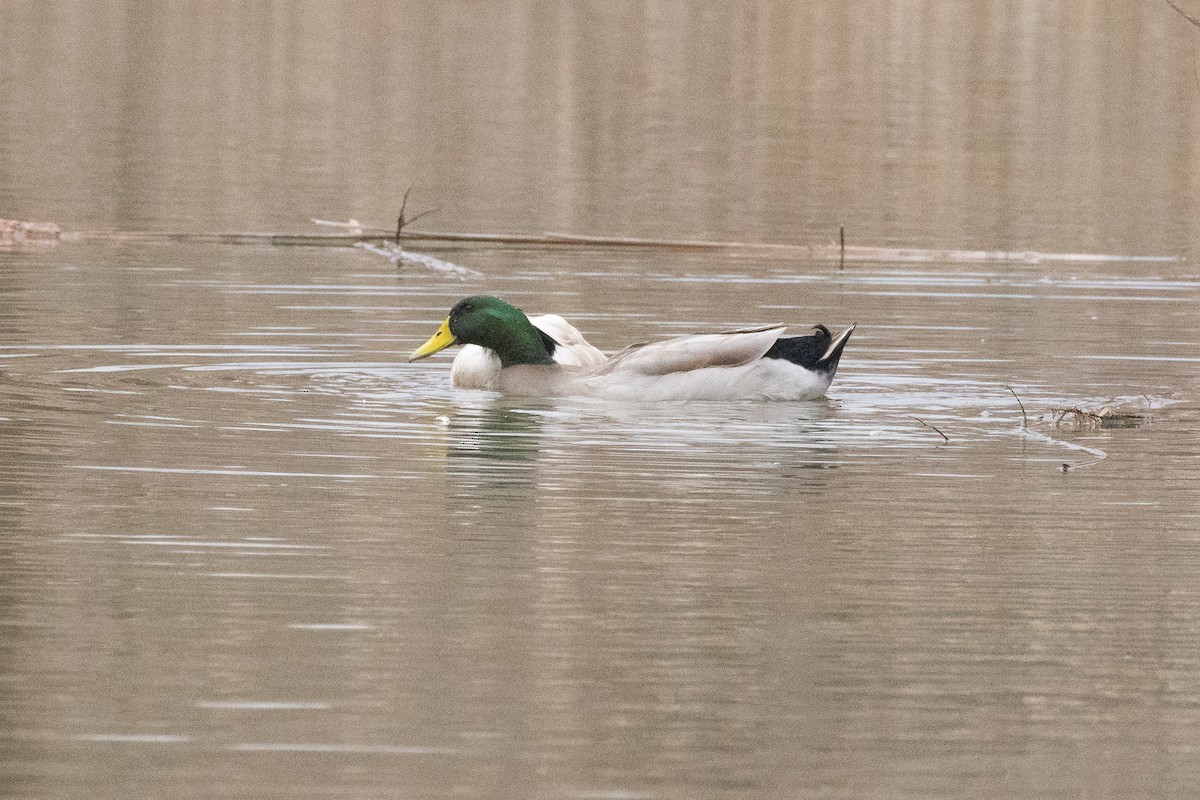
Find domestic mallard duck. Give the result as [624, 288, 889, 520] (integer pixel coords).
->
[451, 313, 606, 389]
[410, 296, 854, 401]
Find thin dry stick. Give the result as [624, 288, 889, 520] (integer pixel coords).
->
[839, 225, 846, 270]
[405, 208, 439, 228]
[1165, 0, 1200, 93]
[1006, 385, 1029, 428]
[396, 186, 411, 245]
[394, 187, 440, 246]
[910, 416, 950, 442]
[1166, 0, 1200, 28]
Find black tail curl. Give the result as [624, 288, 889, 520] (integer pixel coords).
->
[763, 324, 853, 373]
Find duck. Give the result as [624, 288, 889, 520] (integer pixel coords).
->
[409, 296, 854, 401]
[451, 312, 606, 389]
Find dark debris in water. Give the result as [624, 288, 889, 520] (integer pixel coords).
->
[1045, 395, 1185, 431]
[1049, 406, 1146, 430]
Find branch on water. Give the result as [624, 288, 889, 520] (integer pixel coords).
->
[910, 416, 950, 442]
[395, 187, 441, 246]
[33, 219, 1185, 264]
[1006, 385, 1029, 428]
[1000, 386, 1112, 471]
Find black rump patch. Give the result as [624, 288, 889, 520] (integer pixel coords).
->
[763, 325, 837, 372]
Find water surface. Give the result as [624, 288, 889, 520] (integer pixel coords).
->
[3, 3, 1200, 799]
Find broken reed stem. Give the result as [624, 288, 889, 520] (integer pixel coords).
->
[1006, 385, 1029, 428]
[839, 225, 845, 270]
[910, 416, 950, 442]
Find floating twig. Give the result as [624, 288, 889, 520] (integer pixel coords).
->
[1006, 385, 1029, 428]
[1166, 0, 1200, 28]
[53, 224, 1184, 262]
[910, 416, 950, 442]
[1166, 0, 1200, 92]
[394, 187, 440, 247]
[1001, 384, 1111, 471]
[396, 186, 411, 246]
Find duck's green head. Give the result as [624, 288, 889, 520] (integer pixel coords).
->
[409, 296, 556, 367]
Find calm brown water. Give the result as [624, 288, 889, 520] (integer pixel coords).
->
[3, 3, 1200, 799]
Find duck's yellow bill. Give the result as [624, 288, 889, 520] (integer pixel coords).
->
[409, 318, 457, 361]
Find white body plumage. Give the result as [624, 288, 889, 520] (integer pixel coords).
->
[490, 324, 855, 402]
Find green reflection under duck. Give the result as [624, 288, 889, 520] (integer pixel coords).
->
[410, 295, 854, 401]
